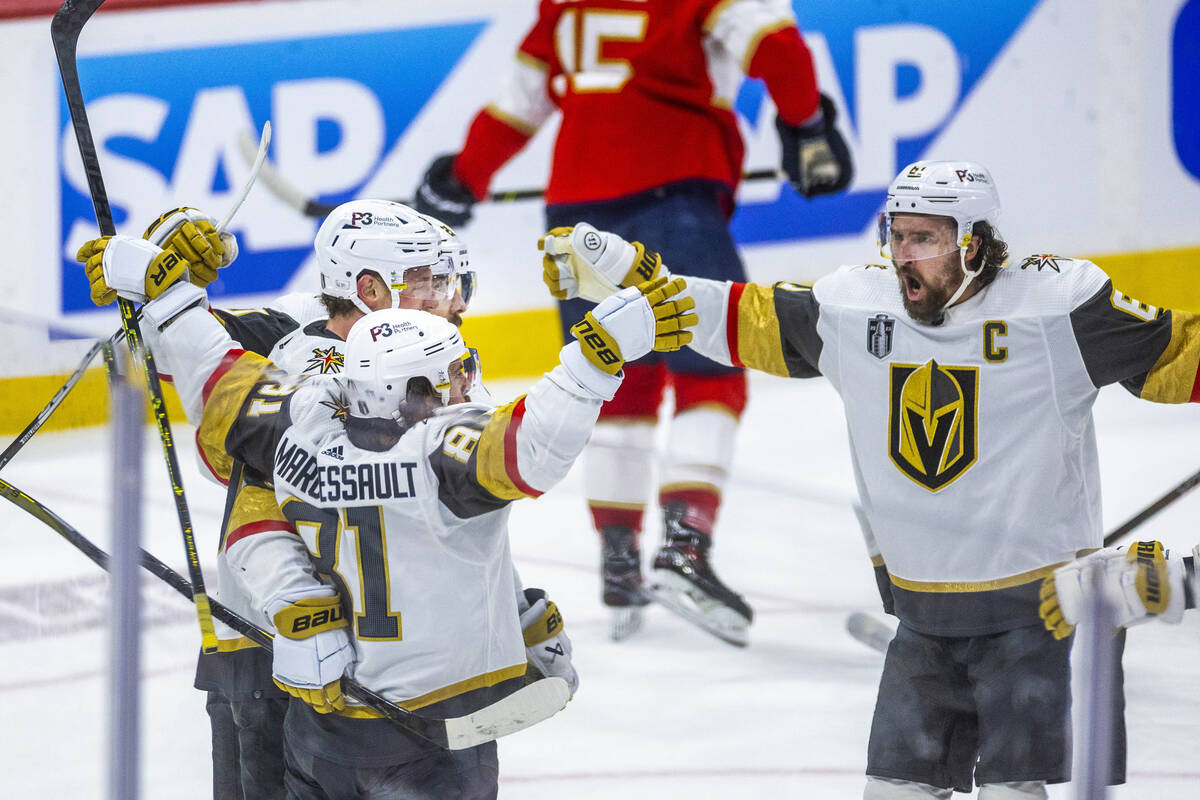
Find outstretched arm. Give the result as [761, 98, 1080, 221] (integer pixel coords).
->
[539, 224, 824, 378]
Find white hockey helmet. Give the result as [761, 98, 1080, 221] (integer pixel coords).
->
[416, 212, 477, 307]
[878, 161, 1003, 312]
[342, 308, 472, 422]
[878, 161, 1001, 258]
[314, 200, 442, 314]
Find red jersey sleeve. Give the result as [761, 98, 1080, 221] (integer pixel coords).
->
[452, 2, 562, 199]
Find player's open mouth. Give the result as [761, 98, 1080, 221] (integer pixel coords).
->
[901, 273, 923, 302]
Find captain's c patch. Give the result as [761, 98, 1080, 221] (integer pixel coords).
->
[888, 360, 979, 492]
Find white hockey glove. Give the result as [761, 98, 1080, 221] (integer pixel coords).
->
[538, 223, 669, 303]
[518, 588, 579, 698]
[143, 207, 238, 288]
[1039, 541, 1187, 640]
[267, 587, 356, 714]
[76, 234, 190, 306]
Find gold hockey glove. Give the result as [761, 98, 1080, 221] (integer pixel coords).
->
[143, 207, 237, 288]
[268, 591, 355, 714]
[76, 235, 190, 306]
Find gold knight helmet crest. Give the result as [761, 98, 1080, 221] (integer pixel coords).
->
[888, 359, 979, 491]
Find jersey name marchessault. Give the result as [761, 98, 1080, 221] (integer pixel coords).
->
[274, 437, 417, 503]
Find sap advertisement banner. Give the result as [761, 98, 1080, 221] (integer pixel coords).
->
[2, 0, 1197, 378]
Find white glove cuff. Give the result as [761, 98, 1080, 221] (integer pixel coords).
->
[141, 281, 208, 331]
[102, 235, 166, 302]
[556, 341, 622, 401]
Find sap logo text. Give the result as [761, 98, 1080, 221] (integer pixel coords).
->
[58, 23, 486, 313]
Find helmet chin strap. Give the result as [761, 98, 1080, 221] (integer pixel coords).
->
[350, 294, 373, 315]
[939, 245, 983, 313]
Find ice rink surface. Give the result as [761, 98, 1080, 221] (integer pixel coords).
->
[1, 372, 1198, 799]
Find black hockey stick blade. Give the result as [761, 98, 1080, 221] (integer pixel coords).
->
[52, 0, 113, 234]
[237, 128, 784, 219]
[0, 477, 570, 750]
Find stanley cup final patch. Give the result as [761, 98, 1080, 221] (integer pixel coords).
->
[867, 313, 895, 359]
[887, 359, 979, 491]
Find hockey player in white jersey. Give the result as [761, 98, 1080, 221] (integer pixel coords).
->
[79, 225, 696, 797]
[78, 200, 481, 799]
[538, 160, 1200, 798]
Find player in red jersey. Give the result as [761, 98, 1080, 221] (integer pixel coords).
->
[417, 0, 853, 644]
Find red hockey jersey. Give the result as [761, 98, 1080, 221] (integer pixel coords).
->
[454, 0, 820, 205]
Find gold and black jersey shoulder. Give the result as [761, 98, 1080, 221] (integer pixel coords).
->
[429, 397, 546, 519]
[1069, 279, 1200, 402]
[428, 406, 509, 519]
[726, 281, 823, 378]
[197, 350, 304, 482]
[212, 307, 301, 357]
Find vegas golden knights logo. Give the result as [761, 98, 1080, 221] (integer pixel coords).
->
[888, 360, 979, 491]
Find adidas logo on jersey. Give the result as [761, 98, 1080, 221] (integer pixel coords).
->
[321, 445, 344, 461]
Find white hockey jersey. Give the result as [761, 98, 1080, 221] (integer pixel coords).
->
[192, 305, 347, 661]
[149, 300, 606, 711]
[685, 257, 1200, 635]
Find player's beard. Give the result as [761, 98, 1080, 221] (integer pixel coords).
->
[894, 259, 960, 325]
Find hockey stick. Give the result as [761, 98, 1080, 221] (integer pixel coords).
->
[1101, 466, 1200, 546]
[217, 120, 270, 233]
[845, 466, 1200, 654]
[236, 129, 779, 218]
[0, 118, 268, 475]
[53, 0, 219, 654]
[0, 476, 571, 749]
[0, 336, 114, 472]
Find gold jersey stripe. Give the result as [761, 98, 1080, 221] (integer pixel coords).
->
[657, 480, 722, 497]
[197, 351, 271, 483]
[334, 663, 528, 717]
[888, 562, 1064, 593]
[514, 50, 549, 74]
[211, 636, 261, 654]
[475, 398, 538, 500]
[227, 483, 288, 534]
[1140, 309, 1200, 403]
[701, 0, 739, 33]
[735, 283, 790, 377]
[870, 554, 885, 568]
[484, 103, 540, 138]
[740, 18, 795, 73]
[586, 499, 647, 511]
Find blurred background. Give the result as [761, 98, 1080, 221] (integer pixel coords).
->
[0, 0, 1196, 433]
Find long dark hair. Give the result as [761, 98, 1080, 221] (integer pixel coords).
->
[968, 220, 1009, 289]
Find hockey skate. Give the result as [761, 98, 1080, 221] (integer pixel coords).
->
[600, 526, 650, 642]
[649, 504, 753, 647]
